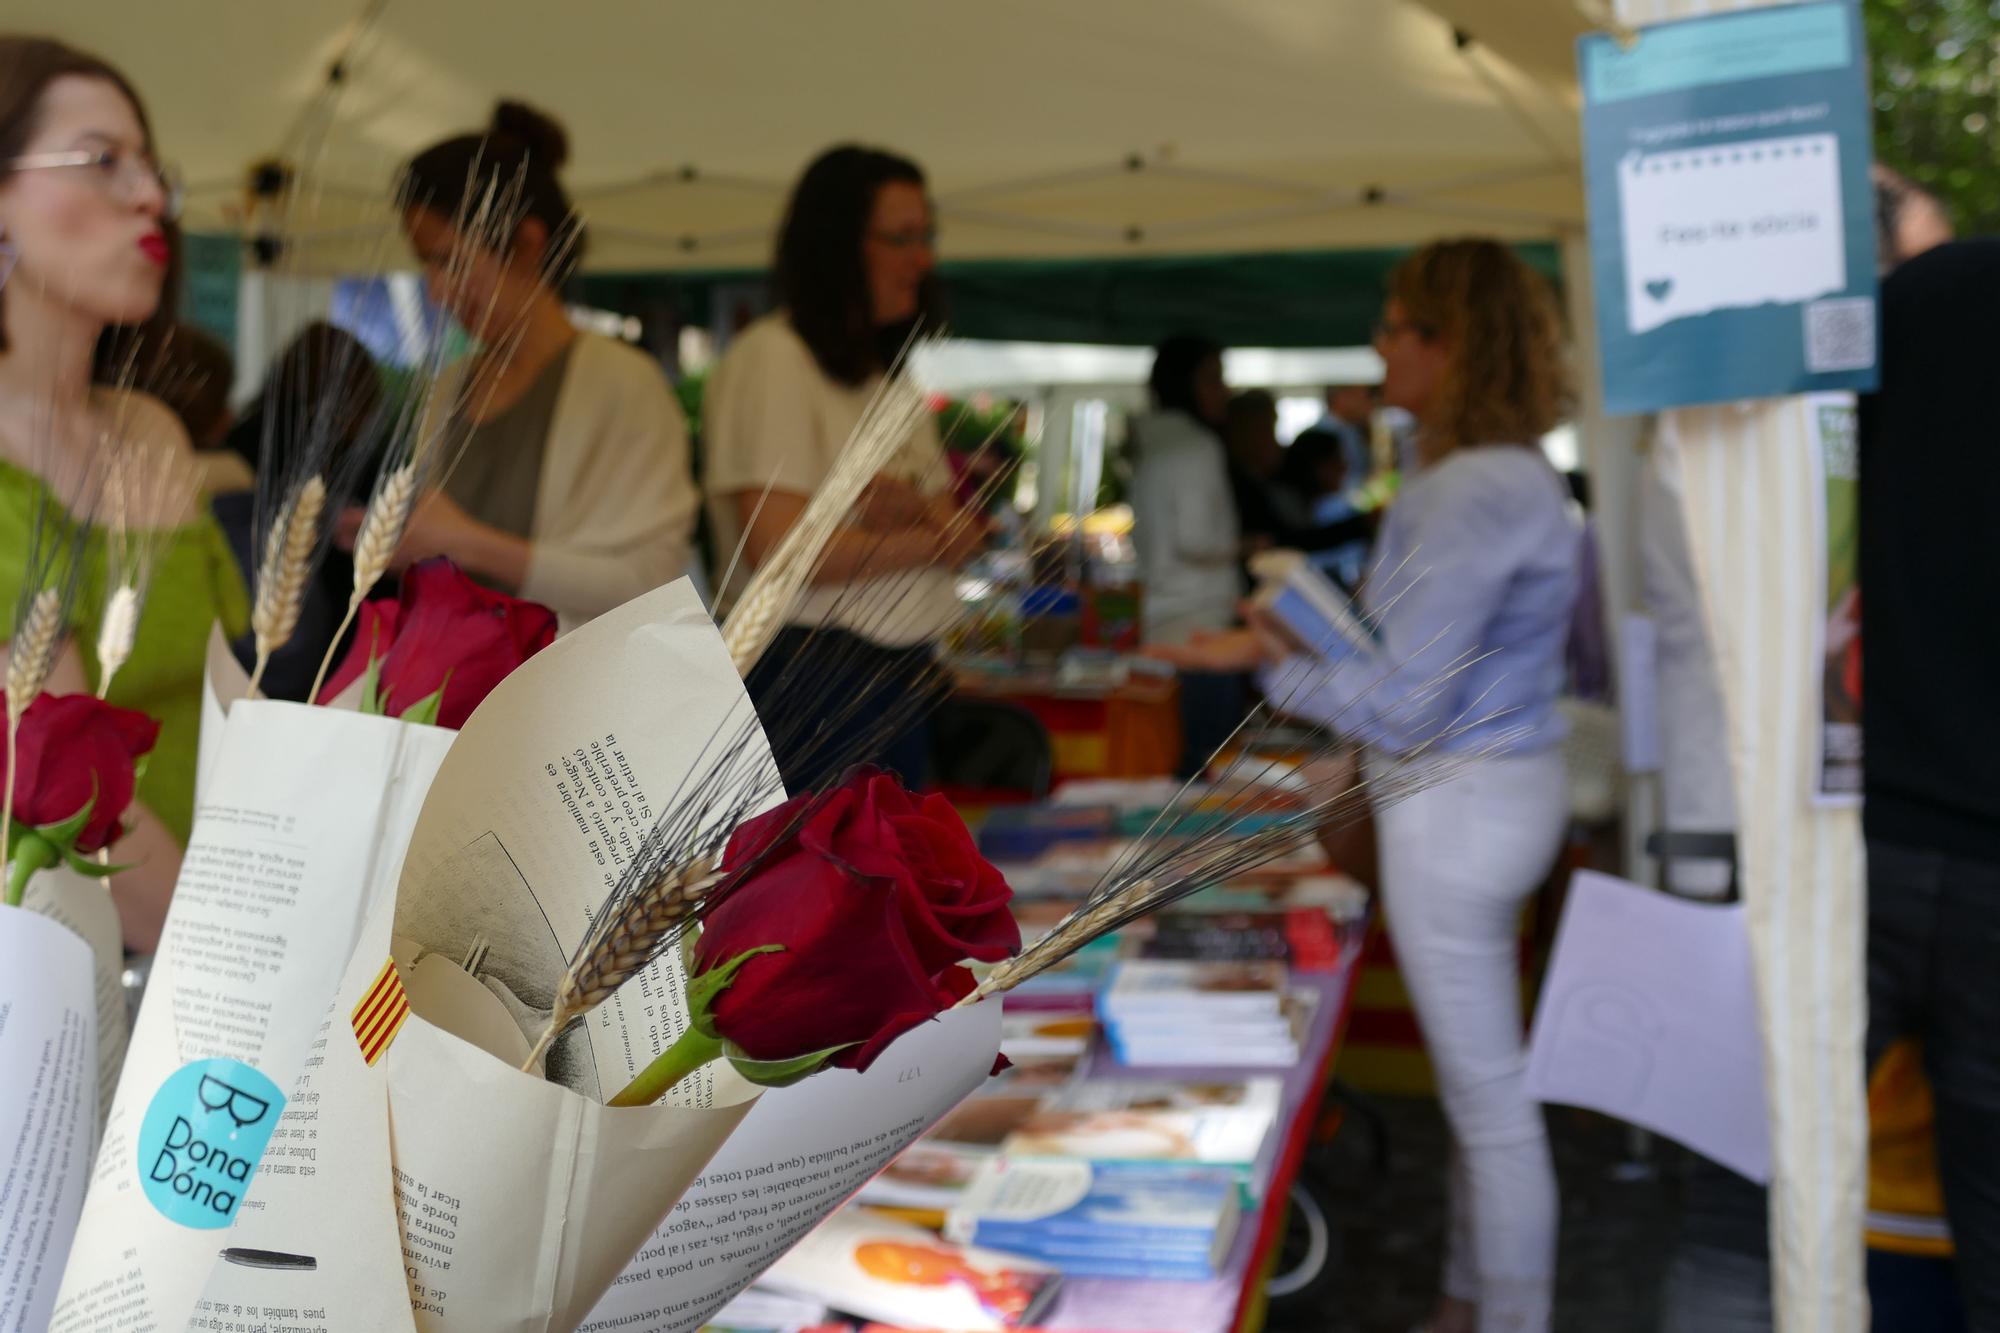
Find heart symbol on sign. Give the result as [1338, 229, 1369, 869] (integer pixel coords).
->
[1644, 277, 1673, 302]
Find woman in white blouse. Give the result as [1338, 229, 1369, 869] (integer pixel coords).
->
[704, 145, 984, 788]
[1130, 334, 1239, 646]
[341, 101, 697, 629]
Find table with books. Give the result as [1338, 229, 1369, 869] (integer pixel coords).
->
[950, 658, 1183, 782]
[710, 783, 1369, 1333]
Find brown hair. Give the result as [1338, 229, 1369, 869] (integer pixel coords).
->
[400, 100, 585, 287]
[0, 36, 180, 362]
[1387, 238, 1568, 458]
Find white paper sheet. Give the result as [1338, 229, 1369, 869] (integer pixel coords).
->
[1526, 870, 1770, 1182]
[51, 703, 454, 1332]
[1618, 133, 1846, 335]
[580, 1003, 1004, 1333]
[0, 905, 99, 1332]
[19, 869, 127, 1131]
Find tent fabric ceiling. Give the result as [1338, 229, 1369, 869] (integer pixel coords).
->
[16, 0, 1587, 272]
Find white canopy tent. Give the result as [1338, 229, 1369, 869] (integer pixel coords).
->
[15, 0, 1585, 271]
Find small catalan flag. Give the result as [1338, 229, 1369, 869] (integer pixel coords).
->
[351, 959, 409, 1066]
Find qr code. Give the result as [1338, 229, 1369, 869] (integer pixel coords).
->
[1804, 297, 1876, 373]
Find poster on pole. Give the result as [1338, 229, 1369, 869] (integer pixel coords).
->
[1579, 2, 1879, 416]
[1807, 392, 1862, 805]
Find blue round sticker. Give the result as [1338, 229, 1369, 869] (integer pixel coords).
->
[137, 1058, 285, 1229]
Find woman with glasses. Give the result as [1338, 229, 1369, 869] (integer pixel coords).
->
[0, 36, 249, 950]
[342, 101, 697, 630]
[1153, 239, 1580, 1333]
[704, 145, 983, 788]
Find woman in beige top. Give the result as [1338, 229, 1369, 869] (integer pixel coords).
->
[338, 101, 697, 629]
[705, 145, 984, 789]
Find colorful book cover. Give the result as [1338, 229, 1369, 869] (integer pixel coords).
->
[946, 1159, 1240, 1280]
[1000, 1078, 1281, 1200]
[758, 1209, 1062, 1332]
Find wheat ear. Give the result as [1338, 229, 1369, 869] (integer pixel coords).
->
[246, 475, 326, 699]
[94, 584, 141, 700]
[6, 588, 62, 723]
[308, 464, 416, 703]
[520, 855, 723, 1072]
[2, 587, 64, 895]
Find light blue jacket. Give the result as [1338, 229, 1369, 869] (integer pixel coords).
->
[1261, 445, 1581, 756]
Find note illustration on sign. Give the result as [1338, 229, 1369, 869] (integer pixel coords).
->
[1618, 133, 1845, 335]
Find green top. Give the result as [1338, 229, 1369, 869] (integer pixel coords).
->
[0, 458, 251, 844]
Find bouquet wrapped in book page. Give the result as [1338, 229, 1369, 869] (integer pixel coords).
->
[187, 579, 1013, 1333]
[49, 688, 457, 1331]
[0, 903, 99, 1330]
[4, 690, 161, 1126]
[56, 569, 551, 1332]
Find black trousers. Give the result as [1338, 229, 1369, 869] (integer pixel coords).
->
[1666, 837, 2000, 1333]
[1867, 839, 2000, 1331]
[743, 625, 938, 792]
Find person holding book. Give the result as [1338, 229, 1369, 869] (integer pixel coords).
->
[1151, 238, 1579, 1333]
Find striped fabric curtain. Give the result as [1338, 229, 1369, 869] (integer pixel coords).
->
[1610, 3, 1870, 1330]
[1655, 407, 1867, 1332]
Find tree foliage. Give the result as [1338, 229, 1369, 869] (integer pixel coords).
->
[1867, 0, 2000, 233]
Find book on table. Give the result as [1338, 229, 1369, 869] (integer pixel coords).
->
[757, 1207, 1063, 1332]
[858, 1052, 1085, 1215]
[1000, 1076, 1282, 1204]
[1106, 988, 1319, 1069]
[1099, 959, 1291, 1022]
[946, 1158, 1241, 1281]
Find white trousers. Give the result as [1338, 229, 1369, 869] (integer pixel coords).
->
[1370, 746, 1570, 1333]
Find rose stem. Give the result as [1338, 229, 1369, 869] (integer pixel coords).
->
[4, 831, 57, 907]
[607, 1027, 724, 1107]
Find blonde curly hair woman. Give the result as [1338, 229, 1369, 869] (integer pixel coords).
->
[1154, 238, 1580, 1333]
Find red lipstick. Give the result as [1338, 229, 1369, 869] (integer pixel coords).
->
[137, 233, 169, 265]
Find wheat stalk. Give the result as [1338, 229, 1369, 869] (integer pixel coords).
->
[307, 463, 416, 703]
[720, 348, 934, 674]
[246, 475, 326, 699]
[520, 855, 723, 1072]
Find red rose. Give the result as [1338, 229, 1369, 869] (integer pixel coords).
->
[4, 693, 159, 853]
[319, 557, 557, 728]
[693, 770, 1020, 1074]
[817, 771, 1021, 975]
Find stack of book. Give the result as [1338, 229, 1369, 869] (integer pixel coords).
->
[1097, 959, 1311, 1067]
[999, 1076, 1282, 1206]
[858, 1052, 1085, 1218]
[946, 1158, 1241, 1281]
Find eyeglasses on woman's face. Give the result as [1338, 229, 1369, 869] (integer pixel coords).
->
[867, 224, 938, 252]
[7, 146, 183, 222]
[1372, 316, 1431, 347]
